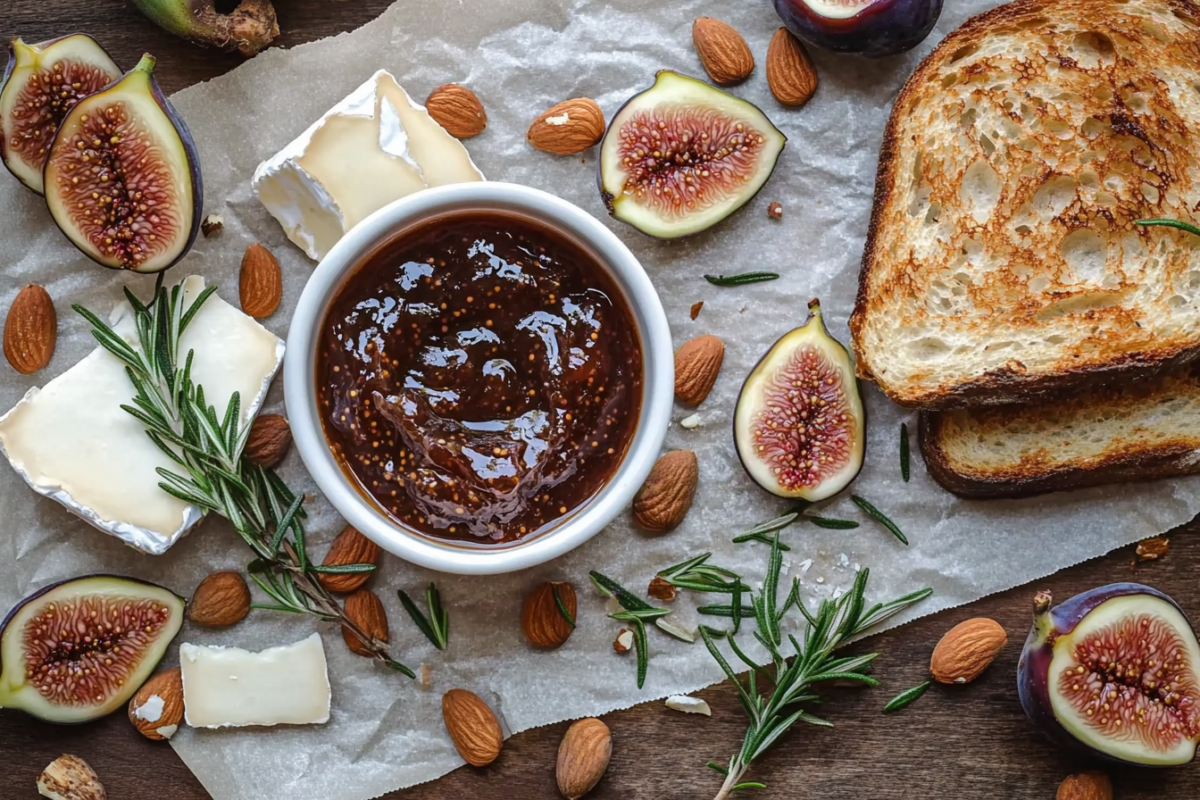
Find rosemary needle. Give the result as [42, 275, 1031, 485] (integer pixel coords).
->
[883, 681, 932, 713]
[850, 494, 909, 546]
[808, 516, 860, 530]
[551, 583, 576, 629]
[398, 583, 450, 650]
[1136, 218, 1200, 237]
[704, 271, 780, 287]
[900, 422, 911, 483]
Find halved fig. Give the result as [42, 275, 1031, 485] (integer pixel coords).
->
[773, 0, 944, 58]
[0, 575, 185, 724]
[734, 298, 865, 501]
[44, 54, 202, 273]
[129, 0, 280, 56]
[0, 35, 121, 194]
[598, 70, 786, 239]
[1018, 585, 1200, 766]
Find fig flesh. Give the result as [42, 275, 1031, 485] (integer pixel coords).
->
[44, 54, 202, 273]
[0, 35, 121, 194]
[0, 575, 184, 724]
[129, 0, 280, 57]
[734, 298, 865, 501]
[1018, 584, 1200, 766]
[598, 70, 786, 239]
[773, 0, 944, 58]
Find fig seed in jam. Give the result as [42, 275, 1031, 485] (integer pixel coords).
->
[317, 211, 643, 545]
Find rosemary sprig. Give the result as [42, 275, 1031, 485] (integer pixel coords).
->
[659, 553, 751, 633]
[704, 271, 780, 287]
[591, 570, 687, 687]
[730, 507, 805, 550]
[398, 583, 450, 650]
[1136, 218, 1200, 237]
[808, 516, 859, 530]
[850, 494, 908, 546]
[76, 278, 414, 678]
[883, 681, 931, 713]
[900, 422, 911, 483]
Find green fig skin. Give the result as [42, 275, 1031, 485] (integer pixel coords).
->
[130, 0, 279, 56]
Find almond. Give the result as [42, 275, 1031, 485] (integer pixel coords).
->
[343, 588, 389, 657]
[4, 284, 56, 375]
[317, 525, 381, 593]
[930, 617, 1008, 684]
[1057, 771, 1113, 800]
[647, 576, 677, 603]
[766, 28, 818, 108]
[632, 450, 699, 533]
[426, 84, 488, 139]
[528, 98, 605, 155]
[674, 334, 725, 406]
[556, 717, 612, 800]
[244, 413, 292, 467]
[128, 667, 184, 741]
[521, 581, 577, 649]
[613, 628, 634, 653]
[692, 17, 754, 86]
[188, 571, 251, 627]
[239, 243, 282, 318]
[442, 688, 504, 767]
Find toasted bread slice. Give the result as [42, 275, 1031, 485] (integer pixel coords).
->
[920, 365, 1200, 498]
[851, 0, 1200, 409]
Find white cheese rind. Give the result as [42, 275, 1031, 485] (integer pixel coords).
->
[252, 69, 485, 261]
[180, 633, 332, 728]
[0, 276, 284, 554]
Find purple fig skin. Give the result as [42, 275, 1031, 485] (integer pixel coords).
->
[773, 0, 944, 58]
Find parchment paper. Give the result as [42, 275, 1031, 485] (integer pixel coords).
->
[1, 2, 1196, 799]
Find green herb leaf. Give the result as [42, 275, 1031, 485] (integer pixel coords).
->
[398, 584, 450, 651]
[551, 583, 576, 629]
[808, 516, 860, 530]
[850, 495, 908, 545]
[703, 271, 780, 287]
[883, 681, 932, 713]
[900, 423, 911, 483]
[1136, 218, 1200, 237]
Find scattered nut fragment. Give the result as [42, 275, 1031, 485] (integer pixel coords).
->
[420, 664, 433, 690]
[647, 576, 677, 603]
[442, 688, 504, 767]
[521, 581, 577, 649]
[1136, 536, 1169, 562]
[244, 413, 292, 467]
[343, 588, 389, 657]
[318, 526, 381, 593]
[1057, 771, 1113, 800]
[200, 213, 224, 237]
[665, 695, 712, 716]
[675, 334, 725, 406]
[239, 242, 283, 318]
[679, 414, 702, 430]
[128, 668, 184, 741]
[766, 27, 818, 108]
[556, 718, 612, 800]
[633, 450, 699, 533]
[188, 571, 251, 627]
[38, 755, 105, 800]
[426, 84, 488, 139]
[692, 17, 754, 86]
[930, 617, 1008, 684]
[613, 628, 634, 653]
[689, 301, 704, 320]
[4, 284, 56, 375]
[767, 201, 784, 219]
[528, 98, 605, 155]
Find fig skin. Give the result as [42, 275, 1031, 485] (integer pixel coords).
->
[773, 0, 944, 58]
[1018, 584, 1200, 767]
[130, 0, 280, 56]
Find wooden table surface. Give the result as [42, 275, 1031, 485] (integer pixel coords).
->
[2, 2, 1199, 798]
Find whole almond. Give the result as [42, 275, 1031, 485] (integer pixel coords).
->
[188, 571, 251, 627]
[528, 99, 605, 155]
[318, 526, 381, 593]
[426, 84, 488, 139]
[1057, 771, 1113, 800]
[521, 581, 577, 649]
[556, 718, 612, 800]
[4, 284, 56, 374]
[442, 688, 504, 767]
[766, 28, 818, 108]
[244, 413, 292, 467]
[930, 617, 1008, 684]
[127, 668, 184, 741]
[343, 588, 389, 657]
[674, 334, 725, 406]
[239, 243, 282, 318]
[633, 450, 699, 533]
[693, 17, 754, 86]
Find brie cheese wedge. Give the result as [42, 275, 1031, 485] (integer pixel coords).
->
[252, 69, 485, 262]
[0, 276, 284, 554]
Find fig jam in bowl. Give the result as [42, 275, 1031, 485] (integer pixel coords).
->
[285, 183, 673, 575]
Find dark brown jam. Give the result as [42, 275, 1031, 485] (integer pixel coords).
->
[317, 211, 643, 545]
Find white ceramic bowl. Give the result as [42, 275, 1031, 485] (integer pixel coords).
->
[285, 183, 673, 575]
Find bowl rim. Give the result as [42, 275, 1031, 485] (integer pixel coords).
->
[284, 182, 674, 575]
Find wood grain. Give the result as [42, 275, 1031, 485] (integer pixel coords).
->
[2, 2, 1200, 798]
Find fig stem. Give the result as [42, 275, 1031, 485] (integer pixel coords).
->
[1031, 590, 1055, 642]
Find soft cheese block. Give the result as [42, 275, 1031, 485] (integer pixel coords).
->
[253, 69, 485, 262]
[0, 276, 283, 554]
[180, 633, 332, 728]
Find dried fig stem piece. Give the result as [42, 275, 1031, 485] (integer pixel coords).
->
[129, 0, 280, 56]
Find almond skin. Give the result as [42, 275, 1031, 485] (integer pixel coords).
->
[442, 688, 504, 767]
[188, 571, 251, 627]
[930, 617, 1008, 684]
[693, 17, 754, 86]
[4, 284, 56, 375]
[766, 28, 819, 108]
[343, 588, 389, 657]
[647, 576, 677, 603]
[426, 84, 488, 139]
[128, 668, 184, 741]
[317, 526, 381, 593]
[521, 581, 577, 649]
[674, 334, 725, 406]
[632, 450, 699, 533]
[239, 243, 282, 318]
[1057, 771, 1113, 800]
[556, 718, 612, 800]
[528, 98, 605, 155]
[244, 413, 292, 467]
